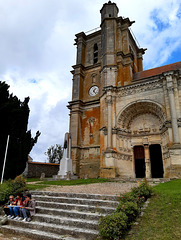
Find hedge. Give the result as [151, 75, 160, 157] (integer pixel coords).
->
[98, 181, 153, 239]
[0, 176, 27, 205]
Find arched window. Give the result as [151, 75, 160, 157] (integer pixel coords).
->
[93, 43, 98, 64]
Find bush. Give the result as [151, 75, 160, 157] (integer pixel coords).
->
[119, 191, 145, 208]
[131, 181, 153, 200]
[0, 175, 27, 205]
[119, 192, 137, 203]
[98, 181, 153, 239]
[116, 201, 140, 224]
[99, 212, 128, 240]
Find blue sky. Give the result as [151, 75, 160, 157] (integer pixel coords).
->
[0, 0, 181, 162]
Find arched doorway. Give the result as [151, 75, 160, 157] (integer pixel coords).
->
[134, 146, 145, 178]
[149, 144, 164, 178]
[117, 100, 168, 179]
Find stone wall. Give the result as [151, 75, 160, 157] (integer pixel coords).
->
[24, 162, 59, 178]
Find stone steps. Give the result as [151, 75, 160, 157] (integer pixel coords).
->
[33, 195, 118, 207]
[8, 220, 98, 239]
[2, 226, 78, 240]
[33, 213, 98, 230]
[36, 200, 116, 214]
[1, 191, 119, 240]
[36, 206, 102, 221]
[31, 191, 119, 201]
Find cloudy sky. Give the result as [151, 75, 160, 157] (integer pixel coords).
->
[0, 0, 181, 162]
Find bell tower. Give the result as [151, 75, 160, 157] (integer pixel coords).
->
[100, 1, 118, 69]
[68, 1, 146, 178]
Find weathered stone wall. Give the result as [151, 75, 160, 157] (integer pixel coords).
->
[69, 1, 181, 179]
[25, 162, 59, 178]
[79, 147, 100, 178]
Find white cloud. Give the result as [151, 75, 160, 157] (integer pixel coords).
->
[0, 0, 180, 162]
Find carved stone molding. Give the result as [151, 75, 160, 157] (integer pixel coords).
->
[163, 151, 170, 159]
[117, 101, 166, 129]
[103, 85, 117, 94]
[112, 128, 117, 134]
[178, 118, 181, 127]
[160, 120, 171, 131]
[178, 79, 181, 86]
[88, 117, 95, 123]
[167, 86, 174, 94]
[117, 79, 162, 97]
[100, 126, 107, 135]
[116, 153, 132, 161]
[106, 96, 112, 104]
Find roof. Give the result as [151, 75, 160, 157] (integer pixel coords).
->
[133, 61, 181, 81]
[28, 161, 59, 166]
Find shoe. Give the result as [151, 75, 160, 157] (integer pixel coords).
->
[22, 218, 27, 222]
[10, 216, 14, 219]
[3, 214, 7, 217]
[7, 215, 11, 218]
[27, 217, 31, 222]
[18, 217, 23, 220]
[14, 216, 19, 220]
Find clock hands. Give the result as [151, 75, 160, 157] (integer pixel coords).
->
[89, 86, 99, 96]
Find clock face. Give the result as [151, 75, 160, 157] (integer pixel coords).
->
[89, 85, 99, 96]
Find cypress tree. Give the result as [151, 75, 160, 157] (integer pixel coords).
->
[0, 81, 40, 179]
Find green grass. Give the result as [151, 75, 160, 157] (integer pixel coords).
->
[26, 178, 47, 182]
[26, 184, 50, 191]
[124, 180, 181, 240]
[38, 178, 110, 186]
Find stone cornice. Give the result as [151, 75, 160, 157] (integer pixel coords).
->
[117, 78, 162, 97]
[103, 85, 117, 94]
[68, 99, 100, 110]
[72, 64, 85, 70]
[72, 145, 100, 150]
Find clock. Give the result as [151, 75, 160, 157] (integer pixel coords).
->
[89, 85, 99, 96]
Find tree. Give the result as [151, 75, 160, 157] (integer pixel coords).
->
[45, 144, 63, 163]
[0, 81, 40, 180]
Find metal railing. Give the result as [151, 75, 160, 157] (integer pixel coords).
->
[85, 27, 101, 35]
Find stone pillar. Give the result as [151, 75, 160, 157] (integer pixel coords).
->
[173, 76, 181, 119]
[106, 95, 112, 149]
[144, 144, 151, 178]
[165, 72, 180, 144]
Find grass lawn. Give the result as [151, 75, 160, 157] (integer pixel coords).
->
[124, 179, 181, 240]
[34, 178, 110, 186]
[26, 178, 48, 182]
[26, 184, 50, 191]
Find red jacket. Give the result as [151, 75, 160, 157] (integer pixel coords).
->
[12, 199, 23, 206]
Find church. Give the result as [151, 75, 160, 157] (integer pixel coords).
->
[68, 1, 181, 179]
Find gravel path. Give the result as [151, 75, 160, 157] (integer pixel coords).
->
[40, 181, 140, 196]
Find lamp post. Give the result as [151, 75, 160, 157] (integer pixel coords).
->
[1, 135, 10, 184]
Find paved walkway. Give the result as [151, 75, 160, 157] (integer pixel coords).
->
[38, 181, 140, 196]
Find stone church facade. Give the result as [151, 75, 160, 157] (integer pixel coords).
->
[68, 1, 181, 179]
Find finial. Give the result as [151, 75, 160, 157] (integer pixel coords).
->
[108, 1, 112, 3]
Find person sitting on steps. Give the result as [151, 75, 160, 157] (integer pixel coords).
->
[3, 195, 14, 218]
[19, 193, 36, 222]
[10, 193, 24, 220]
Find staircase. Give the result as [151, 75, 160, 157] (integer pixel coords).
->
[1, 191, 119, 240]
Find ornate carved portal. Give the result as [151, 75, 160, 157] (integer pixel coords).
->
[116, 101, 168, 178]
